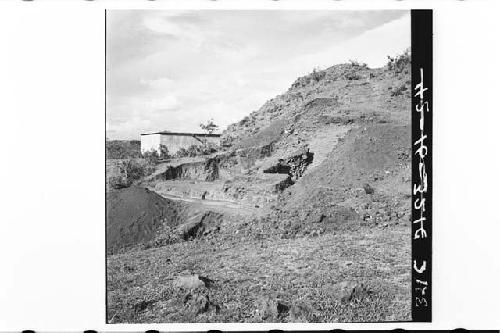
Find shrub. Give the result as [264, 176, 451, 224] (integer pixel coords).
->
[176, 142, 218, 158]
[390, 79, 411, 97]
[199, 119, 219, 134]
[107, 175, 129, 190]
[142, 150, 159, 164]
[159, 144, 171, 159]
[344, 70, 362, 80]
[107, 158, 155, 190]
[311, 67, 326, 82]
[239, 116, 250, 126]
[176, 147, 189, 158]
[202, 141, 218, 155]
[349, 59, 368, 68]
[387, 48, 411, 74]
[187, 145, 202, 157]
[390, 86, 404, 96]
[124, 159, 147, 182]
[106, 140, 141, 159]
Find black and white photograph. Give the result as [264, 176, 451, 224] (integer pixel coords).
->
[105, 9, 427, 323]
[4, 0, 500, 331]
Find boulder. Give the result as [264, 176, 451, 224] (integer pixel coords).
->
[255, 296, 290, 321]
[173, 274, 207, 290]
[183, 290, 210, 315]
[363, 183, 374, 194]
[331, 281, 370, 302]
[289, 301, 316, 322]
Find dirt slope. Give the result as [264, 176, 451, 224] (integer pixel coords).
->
[222, 62, 410, 161]
[289, 124, 410, 205]
[261, 123, 411, 237]
[106, 186, 188, 254]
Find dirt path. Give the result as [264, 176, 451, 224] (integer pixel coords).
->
[156, 191, 260, 216]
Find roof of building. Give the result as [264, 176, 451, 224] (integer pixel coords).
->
[140, 131, 221, 137]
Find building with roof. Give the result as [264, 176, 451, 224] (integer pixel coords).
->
[140, 131, 221, 155]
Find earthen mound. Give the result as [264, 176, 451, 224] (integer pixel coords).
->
[266, 124, 411, 236]
[106, 186, 187, 254]
[289, 124, 410, 206]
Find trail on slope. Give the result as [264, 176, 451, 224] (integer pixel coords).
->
[156, 191, 260, 216]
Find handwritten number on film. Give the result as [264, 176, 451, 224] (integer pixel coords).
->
[413, 68, 429, 307]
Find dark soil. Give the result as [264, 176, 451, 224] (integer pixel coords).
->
[106, 186, 188, 255]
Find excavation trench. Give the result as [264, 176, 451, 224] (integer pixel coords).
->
[164, 157, 220, 181]
[263, 150, 314, 182]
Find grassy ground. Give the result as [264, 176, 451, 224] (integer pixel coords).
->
[107, 224, 410, 323]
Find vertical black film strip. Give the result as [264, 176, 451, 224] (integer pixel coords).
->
[411, 9, 433, 322]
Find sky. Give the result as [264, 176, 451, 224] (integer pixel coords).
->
[106, 10, 410, 140]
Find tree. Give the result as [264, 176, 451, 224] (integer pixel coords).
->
[199, 119, 219, 134]
[387, 48, 411, 74]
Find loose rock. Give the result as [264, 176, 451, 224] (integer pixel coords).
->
[363, 183, 374, 195]
[332, 281, 370, 302]
[289, 301, 316, 322]
[255, 296, 290, 321]
[183, 290, 210, 315]
[173, 274, 207, 290]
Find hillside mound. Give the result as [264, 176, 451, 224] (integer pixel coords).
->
[221, 60, 410, 160]
[290, 123, 410, 203]
[262, 123, 411, 237]
[106, 186, 188, 254]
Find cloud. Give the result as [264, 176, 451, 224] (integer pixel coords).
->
[139, 77, 174, 89]
[106, 10, 410, 140]
[144, 95, 180, 111]
[142, 12, 208, 49]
